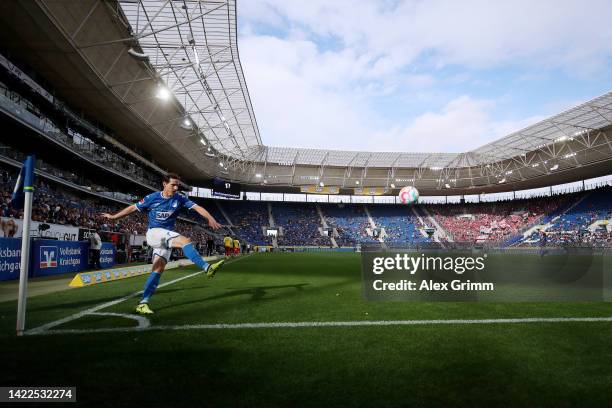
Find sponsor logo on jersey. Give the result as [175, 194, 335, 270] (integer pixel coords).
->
[155, 211, 173, 220]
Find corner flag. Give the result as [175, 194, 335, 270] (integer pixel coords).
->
[16, 155, 35, 336]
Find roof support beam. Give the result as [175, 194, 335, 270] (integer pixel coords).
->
[79, 4, 225, 48]
[71, 0, 101, 40]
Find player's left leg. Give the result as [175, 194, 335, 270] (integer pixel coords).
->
[136, 254, 167, 314]
[170, 235, 225, 278]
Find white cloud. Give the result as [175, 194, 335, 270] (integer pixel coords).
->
[240, 36, 375, 150]
[242, 33, 548, 153]
[240, 0, 612, 74]
[385, 97, 494, 152]
[368, 97, 549, 153]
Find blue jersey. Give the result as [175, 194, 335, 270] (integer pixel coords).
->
[134, 192, 197, 230]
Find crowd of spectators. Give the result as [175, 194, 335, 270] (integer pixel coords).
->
[1, 167, 214, 244]
[1, 143, 142, 214]
[4, 160, 611, 248]
[221, 200, 270, 245]
[522, 187, 612, 247]
[369, 205, 430, 244]
[525, 230, 611, 247]
[273, 203, 330, 247]
[428, 195, 574, 243]
[321, 204, 375, 246]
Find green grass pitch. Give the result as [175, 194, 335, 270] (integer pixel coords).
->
[1, 252, 612, 407]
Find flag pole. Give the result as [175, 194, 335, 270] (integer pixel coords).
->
[16, 155, 35, 336]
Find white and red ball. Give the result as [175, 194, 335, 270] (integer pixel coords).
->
[399, 186, 419, 204]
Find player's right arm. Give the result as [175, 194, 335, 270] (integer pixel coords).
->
[101, 204, 137, 220]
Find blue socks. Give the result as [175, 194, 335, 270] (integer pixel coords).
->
[140, 243, 208, 304]
[182, 242, 210, 271]
[141, 271, 161, 303]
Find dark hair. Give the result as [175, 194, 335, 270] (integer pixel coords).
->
[163, 173, 180, 183]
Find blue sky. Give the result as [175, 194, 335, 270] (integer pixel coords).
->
[237, 0, 612, 153]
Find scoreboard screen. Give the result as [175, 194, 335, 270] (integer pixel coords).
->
[212, 177, 241, 199]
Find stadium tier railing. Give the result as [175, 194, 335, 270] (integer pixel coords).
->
[0, 89, 161, 192]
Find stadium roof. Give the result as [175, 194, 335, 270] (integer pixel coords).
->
[115, 0, 612, 167]
[0, 0, 610, 194]
[118, 0, 263, 161]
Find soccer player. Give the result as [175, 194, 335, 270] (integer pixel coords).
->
[101, 173, 225, 315]
[233, 237, 240, 256]
[223, 235, 233, 257]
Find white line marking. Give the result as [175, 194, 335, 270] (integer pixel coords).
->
[88, 312, 151, 329]
[26, 254, 253, 335]
[25, 270, 202, 335]
[27, 316, 612, 336]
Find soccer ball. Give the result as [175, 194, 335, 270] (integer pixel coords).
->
[399, 186, 419, 204]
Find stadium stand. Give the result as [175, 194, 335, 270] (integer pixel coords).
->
[0, 164, 216, 249]
[522, 186, 612, 246]
[272, 202, 330, 247]
[427, 195, 576, 244]
[320, 203, 376, 246]
[0, 82, 162, 190]
[369, 204, 431, 244]
[196, 199, 226, 225]
[3, 153, 611, 249]
[1, 143, 140, 203]
[218, 200, 270, 245]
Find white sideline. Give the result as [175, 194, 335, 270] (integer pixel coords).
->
[25, 254, 253, 335]
[27, 316, 612, 336]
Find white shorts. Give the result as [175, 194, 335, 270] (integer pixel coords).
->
[146, 228, 180, 262]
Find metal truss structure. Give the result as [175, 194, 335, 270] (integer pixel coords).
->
[111, 0, 612, 193]
[116, 0, 262, 160]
